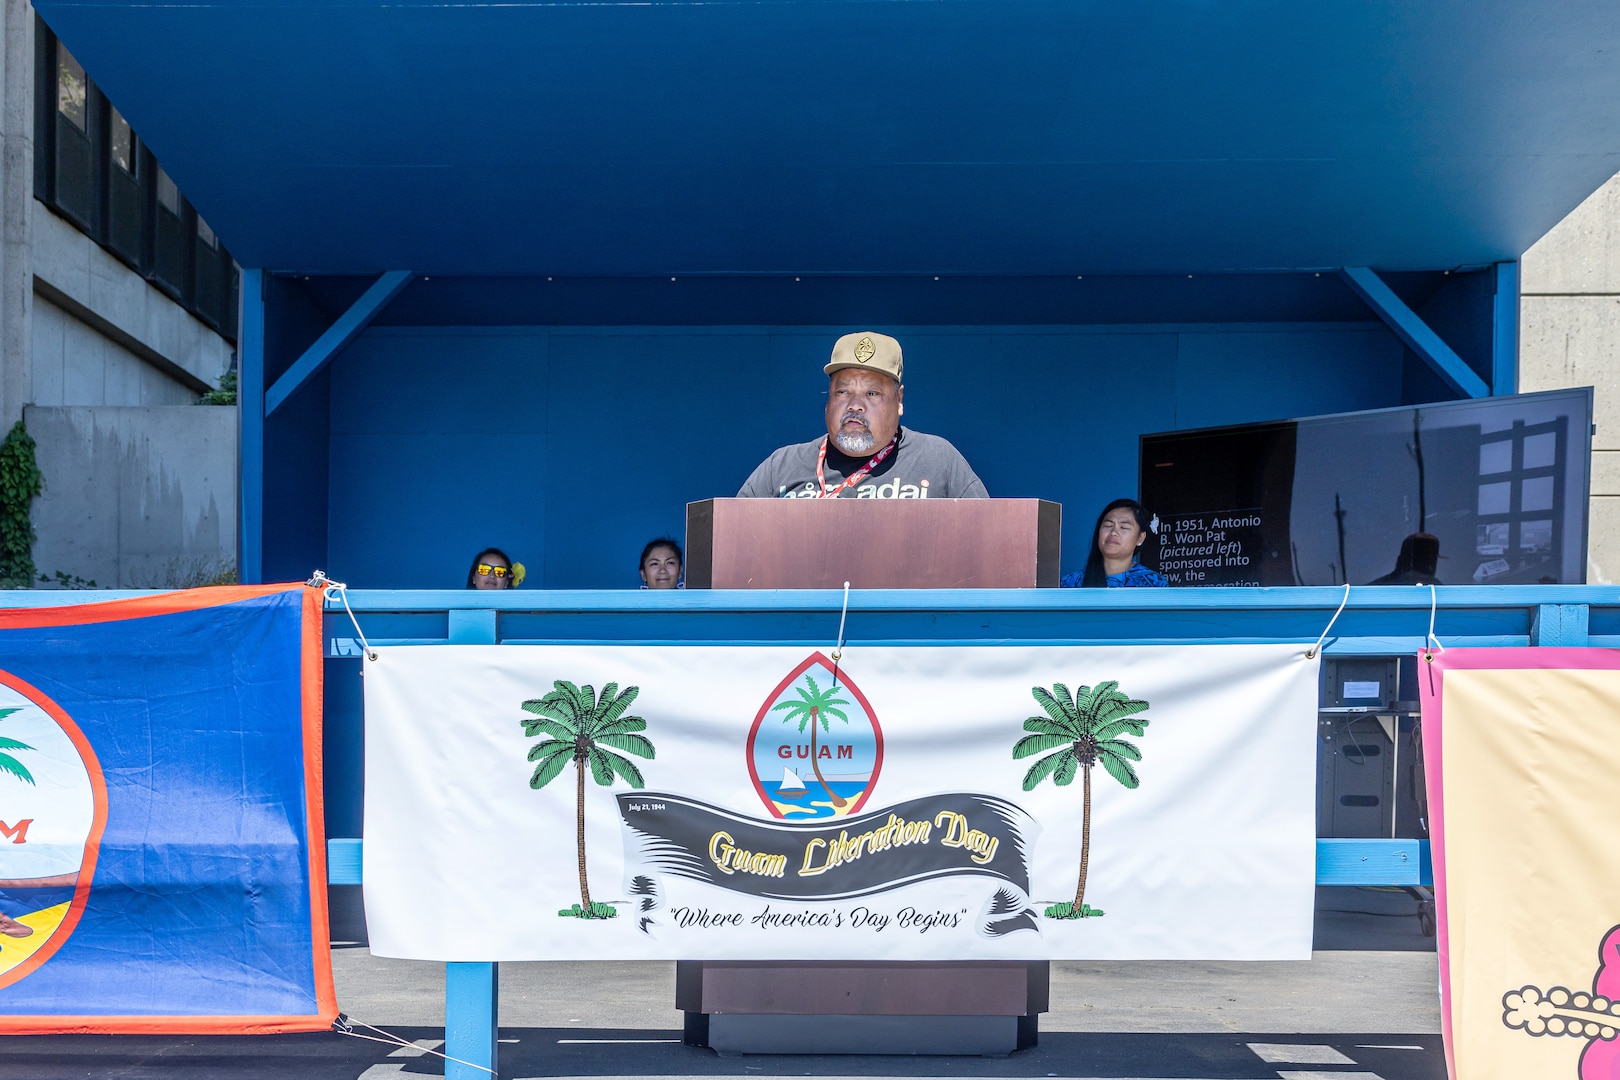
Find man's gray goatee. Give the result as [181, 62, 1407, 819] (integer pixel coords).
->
[834, 430, 876, 455]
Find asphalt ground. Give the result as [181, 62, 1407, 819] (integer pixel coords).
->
[0, 888, 1444, 1080]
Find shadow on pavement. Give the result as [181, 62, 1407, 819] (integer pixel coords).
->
[0, 1027, 1446, 1079]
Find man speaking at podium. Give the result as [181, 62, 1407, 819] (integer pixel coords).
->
[738, 332, 988, 499]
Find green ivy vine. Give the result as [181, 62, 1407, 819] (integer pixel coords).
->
[0, 420, 42, 588]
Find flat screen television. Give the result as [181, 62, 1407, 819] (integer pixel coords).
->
[1138, 388, 1593, 587]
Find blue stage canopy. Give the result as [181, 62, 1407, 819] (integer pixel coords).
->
[32, 1, 1620, 276]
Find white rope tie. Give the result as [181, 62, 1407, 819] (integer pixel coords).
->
[1306, 583, 1351, 660]
[830, 581, 851, 688]
[830, 581, 851, 662]
[1424, 583, 1445, 661]
[333, 1014, 496, 1076]
[308, 570, 376, 661]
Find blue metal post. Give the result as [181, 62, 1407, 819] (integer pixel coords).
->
[1532, 603, 1589, 646]
[238, 269, 265, 585]
[447, 608, 498, 644]
[444, 605, 497, 1080]
[1315, 838, 1432, 886]
[445, 962, 498, 1080]
[1493, 261, 1519, 396]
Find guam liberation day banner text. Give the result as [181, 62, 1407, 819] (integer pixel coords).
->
[363, 643, 1317, 962]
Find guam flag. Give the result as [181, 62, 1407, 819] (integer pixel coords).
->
[0, 585, 335, 1033]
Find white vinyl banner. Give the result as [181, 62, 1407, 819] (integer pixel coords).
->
[362, 644, 1319, 962]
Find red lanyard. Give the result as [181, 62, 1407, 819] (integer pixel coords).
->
[816, 434, 899, 498]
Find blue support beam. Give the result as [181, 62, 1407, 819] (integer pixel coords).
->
[448, 608, 498, 644]
[327, 837, 362, 885]
[1493, 261, 1519, 395]
[445, 962, 498, 1080]
[444, 604, 497, 1080]
[1340, 266, 1490, 399]
[331, 837, 1435, 887]
[238, 269, 266, 584]
[1315, 838, 1432, 886]
[328, 610, 498, 1079]
[1532, 603, 1590, 646]
[263, 270, 412, 417]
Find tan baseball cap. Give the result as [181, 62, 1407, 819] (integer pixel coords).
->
[825, 332, 903, 383]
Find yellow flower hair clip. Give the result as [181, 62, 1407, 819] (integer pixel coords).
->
[510, 562, 527, 587]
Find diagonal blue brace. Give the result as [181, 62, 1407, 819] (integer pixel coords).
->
[1339, 267, 1489, 399]
[263, 270, 413, 416]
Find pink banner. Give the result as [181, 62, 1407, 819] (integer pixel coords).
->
[1421, 647, 1620, 1080]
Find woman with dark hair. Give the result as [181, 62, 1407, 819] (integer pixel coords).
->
[1063, 499, 1167, 588]
[466, 547, 524, 590]
[638, 538, 683, 590]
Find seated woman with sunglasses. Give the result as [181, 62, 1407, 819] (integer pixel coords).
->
[466, 547, 526, 590]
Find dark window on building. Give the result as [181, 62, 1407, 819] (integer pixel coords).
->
[193, 215, 229, 330]
[56, 47, 85, 129]
[104, 106, 143, 267]
[109, 107, 134, 173]
[34, 16, 236, 343]
[150, 166, 191, 301]
[155, 166, 179, 216]
[51, 41, 95, 229]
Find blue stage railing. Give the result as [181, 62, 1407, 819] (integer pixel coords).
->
[6, 583, 1602, 1077]
[310, 582, 1603, 1078]
[325, 835, 1434, 888]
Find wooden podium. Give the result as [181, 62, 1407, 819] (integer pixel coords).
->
[678, 498, 1059, 1055]
[685, 498, 1062, 589]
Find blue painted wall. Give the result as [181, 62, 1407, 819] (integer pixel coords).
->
[262, 276, 336, 585]
[322, 323, 1405, 589]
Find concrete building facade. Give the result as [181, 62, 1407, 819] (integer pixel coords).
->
[1521, 173, 1620, 586]
[0, 3, 236, 588]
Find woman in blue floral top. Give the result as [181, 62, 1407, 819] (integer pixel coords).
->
[1062, 498, 1168, 588]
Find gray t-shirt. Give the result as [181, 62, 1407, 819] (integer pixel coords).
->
[737, 428, 988, 499]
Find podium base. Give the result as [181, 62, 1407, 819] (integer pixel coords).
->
[688, 1012, 1036, 1056]
[676, 960, 1046, 1056]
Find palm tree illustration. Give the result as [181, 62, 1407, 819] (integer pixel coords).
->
[770, 674, 851, 807]
[0, 707, 34, 786]
[519, 681, 654, 918]
[1013, 681, 1148, 918]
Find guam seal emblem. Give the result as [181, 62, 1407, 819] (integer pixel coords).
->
[746, 653, 883, 820]
[0, 670, 106, 989]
